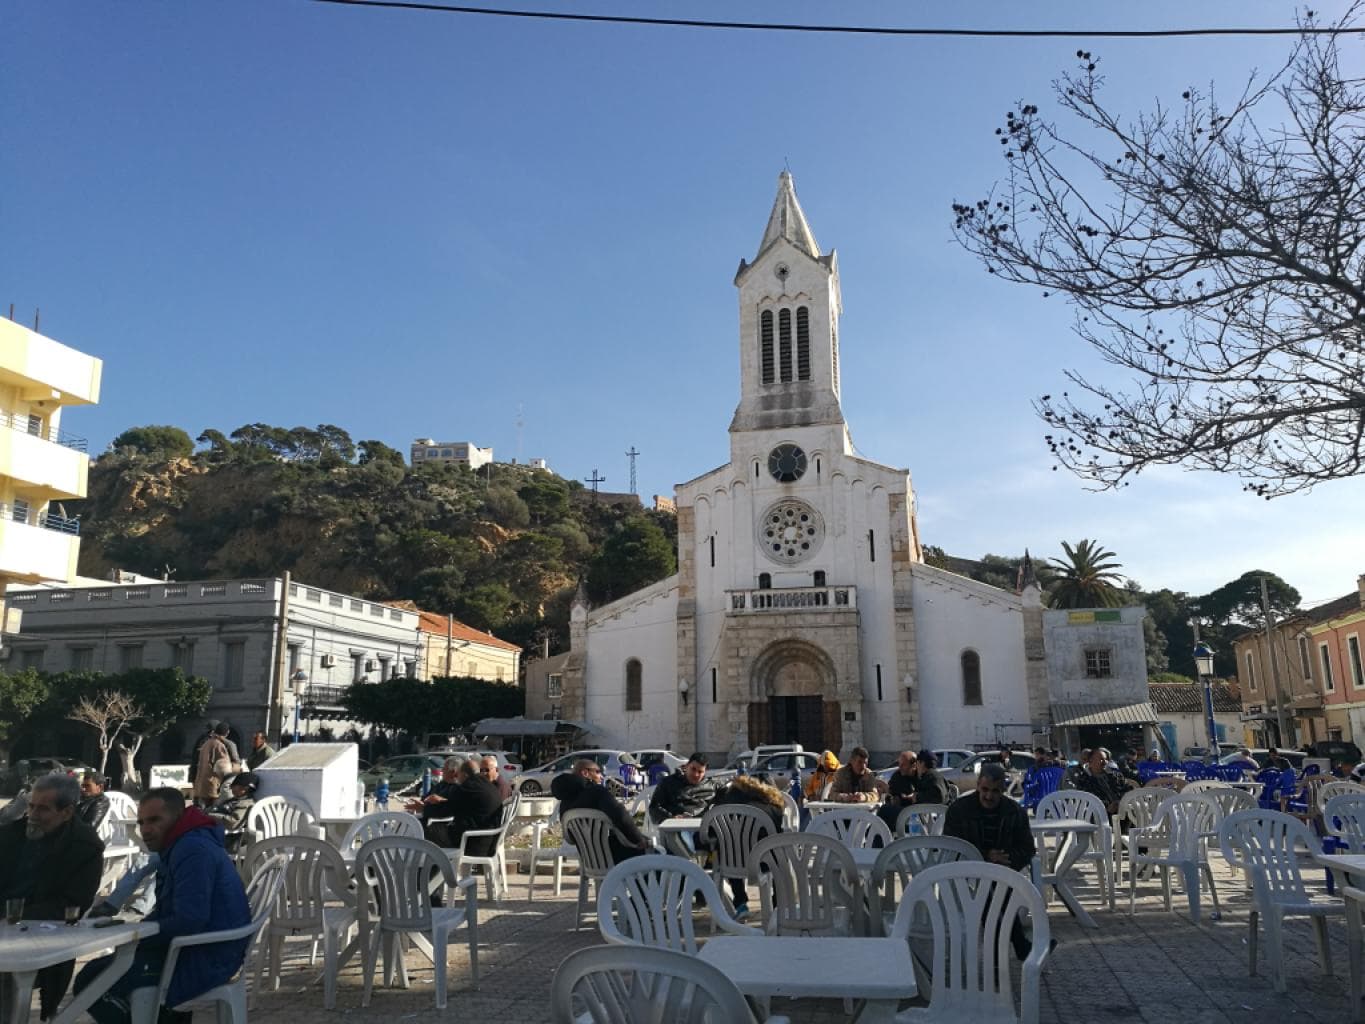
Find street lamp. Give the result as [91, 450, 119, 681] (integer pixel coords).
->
[1193, 642, 1218, 758]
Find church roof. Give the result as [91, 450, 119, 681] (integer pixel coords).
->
[756, 171, 821, 262]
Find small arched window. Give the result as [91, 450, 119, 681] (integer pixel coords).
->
[759, 311, 775, 385]
[625, 658, 643, 711]
[758, 573, 772, 590]
[813, 570, 826, 587]
[961, 650, 982, 706]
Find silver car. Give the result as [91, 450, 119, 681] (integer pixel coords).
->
[514, 749, 636, 795]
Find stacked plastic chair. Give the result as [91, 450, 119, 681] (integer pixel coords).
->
[1021, 766, 1065, 811]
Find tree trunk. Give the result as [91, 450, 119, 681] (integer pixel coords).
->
[117, 736, 145, 794]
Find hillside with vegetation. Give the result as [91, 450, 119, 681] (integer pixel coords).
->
[70, 424, 678, 655]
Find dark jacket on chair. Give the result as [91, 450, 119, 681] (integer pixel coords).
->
[432, 776, 504, 856]
[551, 772, 647, 862]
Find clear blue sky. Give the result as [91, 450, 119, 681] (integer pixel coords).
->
[4, 1, 1361, 608]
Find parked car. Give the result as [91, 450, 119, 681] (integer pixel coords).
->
[936, 751, 1037, 794]
[514, 749, 636, 795]
[1306, 740, 1362, 768]
[630, 750, 686, 776]
[0, 756, 95, 796]
[750, 750, 824, 793]
[357, 753, 446, 796]
[931, 748, 975, 770]
[1218, 748, 1307, 771]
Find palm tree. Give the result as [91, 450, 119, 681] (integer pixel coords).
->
[1047, 539, 1126, 609]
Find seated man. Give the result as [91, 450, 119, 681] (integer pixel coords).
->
[406, 757, 463, 845]
[648, 753, 720, 825]
[709, 774, 785, 918]
[829, 746, 880, 804]
[878, 750, 919, 829]
[942, 763, 1042, 959]
[78, 771, 113, 834]
[1071, 747, 1124, 816]
[425, 759, 503, 855]
[77, 787, 251, 1024]
[552, 757, 650, 863]
[480, 755, 514, 802]
[0, 773, 104, 1018]
[205, 771, 259, 852]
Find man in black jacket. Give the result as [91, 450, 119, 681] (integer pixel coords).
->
[0, 773, 105, 1017]
[943, 763, 1041, 959]
[648, 754, 720, 825]
[1070, 748, 1124, 816]
[551, 758, 649, 863]
[424, 759, 503, 855]
[78, 772, 113, 834]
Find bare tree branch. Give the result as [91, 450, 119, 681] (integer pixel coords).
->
[68, 690, 144, 776]
[951, 7, 1365, 497]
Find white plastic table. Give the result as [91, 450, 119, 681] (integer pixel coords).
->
[806, 800, 879, 815]
[0, 918, 160, 1024]
[656, 816, 703, 833]
[1031, 818, 1099, 928]
[697, 935, 916, 1022]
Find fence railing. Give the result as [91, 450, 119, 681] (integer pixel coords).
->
[727, 585, 857, 612]
[0, 412, 87, 451]
[0, 503, 80, 535]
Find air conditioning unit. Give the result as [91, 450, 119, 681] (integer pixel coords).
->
[320, 654, 336, 668]
[364, 659, 378, 672]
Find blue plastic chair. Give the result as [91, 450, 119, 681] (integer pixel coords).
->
[1022, 766, 1064, 811]
[1255, 769, 1284, 810]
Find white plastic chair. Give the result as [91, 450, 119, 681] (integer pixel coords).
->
[1182, 780, 1231, 794]
[596, 854, 760, 952]
[1127, 794, 1222, 923]
[551, 945, 790, 1024]
[527, 806, 580, 900]
[1343, 882, 1365, 1019]
[1219, 808, 1343, 992]
[245, 795, 325, 846]
[781, 792, 801, 832]
[1113, 786, 1177, 881]
[1325, 793, 1365, 854]
[353, 835, 479, 1008]
[445, 792, 521, 901]
[1318, 780, 1365, 816]
[895, 803, 947, 837]
[891, 861, 1051, 1024]
[129, 853, 289, 1024]
[105, 791, 139, 829]
[699, 804, 776, 914]
[867, 835, 982, 938]
[748, 832, 861, 936]
[807, 809, 892, 849]
[340, 811, 424, 854]
[1037, 790, 1114, 910]
[242, 836, 355, 1009]
[1203, 786, 1256, 821]
[560, 808, 641, 930]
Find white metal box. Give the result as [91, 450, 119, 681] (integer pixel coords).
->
[255, 742, 360, 820]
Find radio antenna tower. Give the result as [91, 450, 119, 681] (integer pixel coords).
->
[625, 446, 640, 495]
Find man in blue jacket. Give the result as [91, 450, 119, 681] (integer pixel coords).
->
[76, 787, 251, 1024]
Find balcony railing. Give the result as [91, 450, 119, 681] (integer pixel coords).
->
[0, 503, 80, 535]
[727, 585, 857, 612]
[0, 412, 87, 451]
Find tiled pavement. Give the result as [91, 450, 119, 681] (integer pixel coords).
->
[240, 856, 1358, 1023]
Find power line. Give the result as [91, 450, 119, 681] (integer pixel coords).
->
[310, 1, 1361, 39]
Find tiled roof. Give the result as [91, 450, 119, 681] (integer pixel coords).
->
[414, 610, 522, 651]
[1148, 682, 1242, 714]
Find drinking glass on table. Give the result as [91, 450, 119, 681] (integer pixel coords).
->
[5, 898, 23, 924]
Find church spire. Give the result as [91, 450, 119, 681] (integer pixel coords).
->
[756, 171, 820, 262]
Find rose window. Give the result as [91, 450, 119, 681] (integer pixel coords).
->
[757, 499, 824, 564]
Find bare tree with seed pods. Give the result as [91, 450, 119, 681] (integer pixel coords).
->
[951, 7, 1365, 498]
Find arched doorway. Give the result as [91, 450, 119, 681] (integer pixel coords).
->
[747, 641, 841, 754]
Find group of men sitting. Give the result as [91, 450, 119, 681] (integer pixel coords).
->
[402, 754, 510, 855]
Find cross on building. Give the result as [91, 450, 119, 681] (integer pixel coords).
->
[584, 468, 606, 502]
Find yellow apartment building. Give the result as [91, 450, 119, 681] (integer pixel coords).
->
[0, 318, 102, 618]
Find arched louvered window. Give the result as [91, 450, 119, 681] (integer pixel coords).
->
[625, 658, 643, 711]
[961, 650, 983, 706]
[778, 308, 793, 382]
[760, 311, 775, 385]
[796, 307, 810, 380]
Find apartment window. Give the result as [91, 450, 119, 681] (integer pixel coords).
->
[961, 650, 982, 706]
[467, 660, 478, 677]
[118, 644, 144, 672]
[19, 648, 44, 671]
[11, 499, 29, 524]
[1321, 643, 1336, 692]
[1299, 636, 1313, 680]
[625, 658, 643, 712]
[69, 647, 94, 672]
[547, 673, 563, 698]
[287, 644, 302, 688]
[378, 655, 392, 680]
[1084, 648, 1113, 679]
[1245, 650, 1258, 692]
[26, 414, 42, 436]
[222, 640, 246, 690]
[170, 640, 194, 675]
[351, 653, 365, 683]
[1349, 636, 1365, 689]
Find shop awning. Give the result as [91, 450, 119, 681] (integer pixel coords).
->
[1051, 702, 1159, 727]
[472, 717, 594, 738]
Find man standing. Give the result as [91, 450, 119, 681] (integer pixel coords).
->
[422, 759, 503, 855]
[76, 787, 251, 1024]
[246, 732, 275, 770]
[552, 757, 650, 863]
[193, 725, 231, 807]
[648, 754, 720, 825]
[78, 771, 113, 833]
[942, 763, 1041, 959]
[830, 746, 880, 804]
[0, 773, 105, 1017]
[480, 755, 513, 801]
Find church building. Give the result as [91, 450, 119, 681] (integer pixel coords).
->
[554, 173, 1152, 763]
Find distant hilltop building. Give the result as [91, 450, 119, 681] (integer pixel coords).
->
[410, 439, 493, 469]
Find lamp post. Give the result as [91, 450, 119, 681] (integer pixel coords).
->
[1193, 642, 1218, 758]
